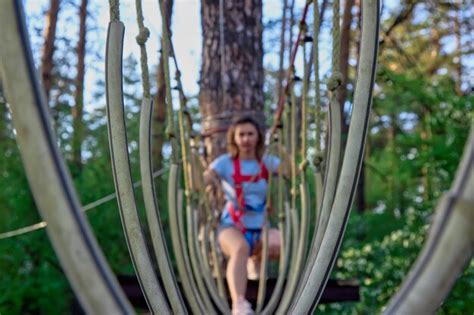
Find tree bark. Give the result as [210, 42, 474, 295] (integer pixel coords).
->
[354, 0, 366, 213]
[454, 6, 462, 95]
[276, 0, 289, 104]
[72, 0, 88, 172]
[199, 0, 265, 161]
[153, 0, 173, 172]
[41, 0, 60, 104]
[338, 0, 354, 135]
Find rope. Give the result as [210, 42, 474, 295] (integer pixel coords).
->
[328, 0, 343, 93]
[304, 1, 328, 92]
[300, 20, 310, 171]
[157, 0, 197, 206]
[178, 94, 192, 201]
[158, 0, 178, 161]
[313, 0, 322, 164]
[159, 1, 188, 112]
[108, 0, 120, 22]
[0, 168, 169, 240]
[331, 0, 341, 74]
[269, 1, 312, 139]
[290, 80, 298, 211]
[194, 154, 231, 312]
[276, 71, 305, 313]
[293, 0, 343, 305]
[158, 1, 194, 168]
[261, 128, 290, 315]
[134, 0, 151, 97]
[276, 0, 289, 105]
[0, 222, 47, 240]
[158, 3, 220, 312]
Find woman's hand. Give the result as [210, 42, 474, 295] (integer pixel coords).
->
[275, 145, 292, 178]
[204, 169, 221, 188]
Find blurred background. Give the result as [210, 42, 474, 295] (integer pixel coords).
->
[0, 0, 472, 313]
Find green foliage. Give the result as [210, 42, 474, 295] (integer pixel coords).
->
[367, 67, 472, 214]
[318, 201, 474, 314]
[316, 2, 474, 310]
[0, 52, 149, 313]
[1, 1, 473, 314]
[0, 231, 71, 314]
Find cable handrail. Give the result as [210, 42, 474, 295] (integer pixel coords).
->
[0, 167, 169, 240]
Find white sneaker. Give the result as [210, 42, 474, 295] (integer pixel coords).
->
[232, 297, 254, 315]
[247, 258, 260, 280]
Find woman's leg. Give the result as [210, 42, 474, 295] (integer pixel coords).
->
[246, 228, 281, 280]
[267, 228, 281, 259]
[218, 227, 250, 304]
[251, 228, 281, 261]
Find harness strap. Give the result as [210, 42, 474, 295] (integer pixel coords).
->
[228, 157, 269, 234]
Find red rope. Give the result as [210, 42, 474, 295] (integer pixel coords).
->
[269, 1, 312, 137]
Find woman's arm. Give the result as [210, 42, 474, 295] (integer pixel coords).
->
[204, 168, 221, 187]
[271, 145, 291, 178]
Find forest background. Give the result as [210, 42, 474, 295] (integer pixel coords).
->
[0, 0, 473, 313]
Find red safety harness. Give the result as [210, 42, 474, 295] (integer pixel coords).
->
[228, 157, 269, 233]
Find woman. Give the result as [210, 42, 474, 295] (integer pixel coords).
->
[205, 116, 281, 315]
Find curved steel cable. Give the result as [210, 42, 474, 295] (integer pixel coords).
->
[158, 1, 229, 312]
[5, 2, 468, 314]
[105, 9, 170, 312]
[192, 153, 232, 313]
[167, 165, 206, 314]
[293, 0, 344, 302]
[312, 0, 324, 215]
[384, 130, 474, 314]
[275, 78, 304, 314]
[290, 0, 380, 312]
[0, 1, 133, 313]
[134, 0, 187, 312]
[312, 0, 343, 259]
[157, 2, 209, 312]
[185, 203, 217, 313]
[261, 129, 292, 315]
[139, 99, 187, 314]
[255, 141, 280, 313]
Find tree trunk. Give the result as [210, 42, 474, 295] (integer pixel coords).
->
[338, 0, 354, 135]
[72, 0, 88, 172]
[41, 0, 60, 104]
[276, 0, 289, 104]
[199, 0, 265, 161]
[354, 0, 365, 213]
[287, 0, 296, 67]
[153, 0, 173, 172]
[454, 6, 462, 95]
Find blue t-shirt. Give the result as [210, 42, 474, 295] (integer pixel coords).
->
[210, 153, 280, 229]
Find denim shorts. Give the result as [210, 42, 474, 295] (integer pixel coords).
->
[217, 223, 262, 254]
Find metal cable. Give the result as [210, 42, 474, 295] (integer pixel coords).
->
[0, 168, 169, 240]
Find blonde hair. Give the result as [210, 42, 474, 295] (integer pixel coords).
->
[226, 116, 265, 160]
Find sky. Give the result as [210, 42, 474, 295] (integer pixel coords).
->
[24, 0, 332, 111]
[25, 0, 471, 120]
[109, 0, 319, 95]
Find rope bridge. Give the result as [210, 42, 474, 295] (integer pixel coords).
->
[0, 0, 472, 314]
